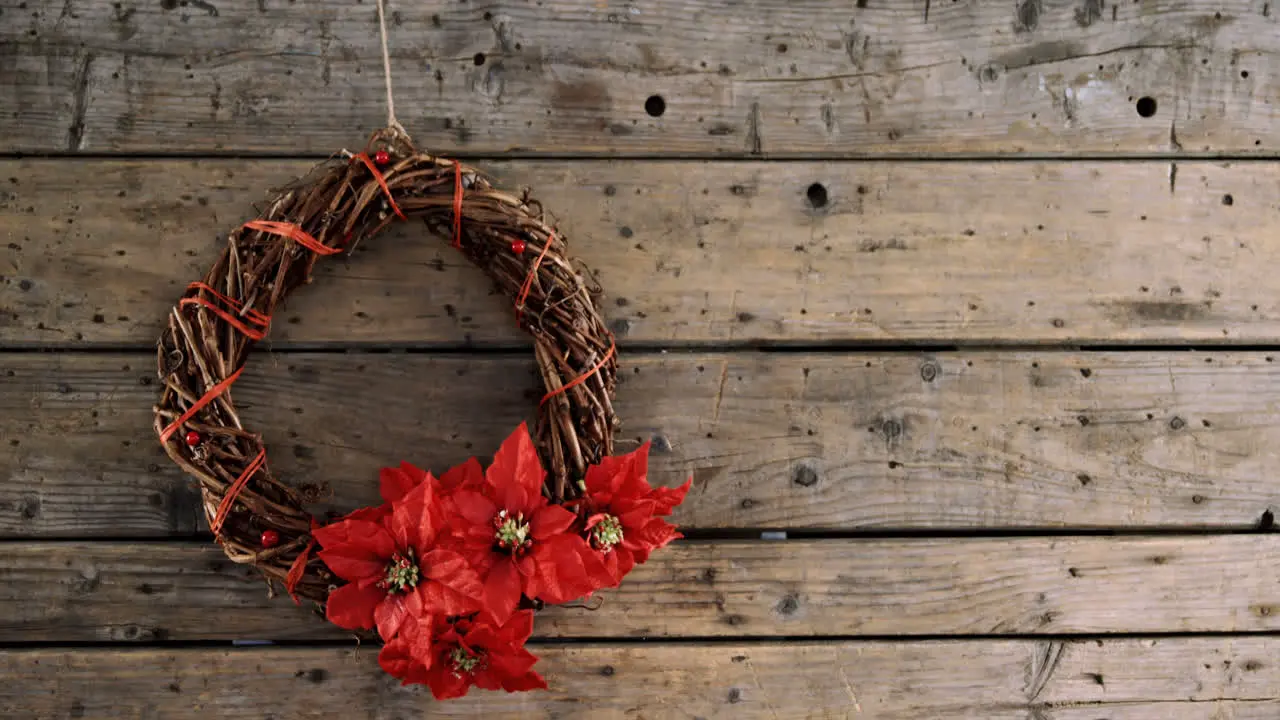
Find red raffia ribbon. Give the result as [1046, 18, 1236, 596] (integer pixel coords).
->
[180, 282, 271, 341]
[452, 162, 464, 249]
[158, 368, 245, 445]
[514, 233, 555, 323]
[354, 153, 407, 220]
[242, 220, 342, 256]
[185, 282, 271, 326]
[541, 339, 617, 406]
[210, 448, 266, 535]
[285, 538, 317, 605]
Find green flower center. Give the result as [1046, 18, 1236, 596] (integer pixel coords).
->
[493, 510, 532, 554]
[450, 645, 482, 676]
[591, 514, 624, 552]
[380, 549, 419, 594]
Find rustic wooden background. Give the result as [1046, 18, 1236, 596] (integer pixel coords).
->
[4, 0, 1280, 717]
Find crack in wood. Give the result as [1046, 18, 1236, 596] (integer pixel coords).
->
[741, 61, 949, 85]
[66, 53, 94, 152]
[746, 101, 763, 155]
[996, 42, 1196, 73]
[1026, 640, 1066, 702]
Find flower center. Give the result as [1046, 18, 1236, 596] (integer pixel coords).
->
[493, 510, 533, 555]
[450, 645, 483, 676]
[379, 548, 419, 594]
[591, 514, 624, 552]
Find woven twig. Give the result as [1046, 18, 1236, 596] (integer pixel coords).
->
[153, 129, 618, 603]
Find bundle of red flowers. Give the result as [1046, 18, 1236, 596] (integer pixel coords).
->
[312, 423, 691, 699]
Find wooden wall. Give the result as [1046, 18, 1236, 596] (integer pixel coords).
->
[4, 0, 1280, 717]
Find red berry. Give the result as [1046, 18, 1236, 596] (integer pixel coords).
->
[184, 431, 201, 447]
[374, 150, 391, 165]
[511, 239, 527, 255]
[261, 530, 280, 548]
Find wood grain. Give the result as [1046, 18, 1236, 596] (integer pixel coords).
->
[6, 536, 1280, 642]
[4, 159, 1280, 346]
[5, 350, 1280, 537]
[3, 0, 1278, 155]
[3, 639, 1278, 719]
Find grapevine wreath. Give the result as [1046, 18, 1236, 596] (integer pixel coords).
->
[151, 126, 691, 699]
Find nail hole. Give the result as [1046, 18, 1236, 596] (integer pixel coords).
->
[1135, 96, 1157, 117]
[644, 95, 666, 117]
[806, 183, 828, 209]
[1242, 70, 1250, 78]
[473, 53, 486, 66]
[1223, 194, 1234, 206]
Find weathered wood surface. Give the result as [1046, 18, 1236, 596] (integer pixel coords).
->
[7, 350, 1280, 537]
[4, 159, 1279, 346]
[3, 0, 1277, 156]
[6, 536, 1280, 642]
[4, 638, 1278, 719]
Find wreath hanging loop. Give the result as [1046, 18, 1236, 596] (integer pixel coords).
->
[153, 128, 619, 603]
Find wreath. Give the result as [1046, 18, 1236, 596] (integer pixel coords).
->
[151, 127, 691, 699]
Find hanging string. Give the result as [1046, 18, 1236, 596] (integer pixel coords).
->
[374, 0, 405, 136]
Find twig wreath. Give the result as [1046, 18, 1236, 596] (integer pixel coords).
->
[151, 125, 690, 697]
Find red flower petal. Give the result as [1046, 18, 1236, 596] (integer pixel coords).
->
[313, 519, 397, 582]
[452, 489, 498, 526]
[488, 646, 541, 682]
[426, 662, 472, 700]
[373, 590, 421, 641]
[486, 423, 545, 507]
[530, 504, 576, 540]
[494, 480, 529, 517]
[528, 533, 593, 604]
[502, 609, 537, 645]
[438, 456, 484, 494]
[585, 544, 625, 588]
[323, 581, 383, 631]
[380, 461, 427, 504]
[649, 477, 692, 516]
[611, 547, 637, 581]
[388, 476, 437, 551]
[378, 614, 434, 685]
[583, 441, 649, 496]
[344, 505, 390, 523]
[501, 667, 548, 693]
[420, 549, 485, 616]
[482, 558, 522, 625]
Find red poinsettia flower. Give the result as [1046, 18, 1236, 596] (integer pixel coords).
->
[449, 423, 602, 624]
[420, 610, 546, 699]
[381, 457, 484, 507]
[314, 477, 484, 639]
[577, 441, 692, 586]
[377, 613, 435, 685]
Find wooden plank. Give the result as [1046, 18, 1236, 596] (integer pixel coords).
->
[3, 0, 1278, 155]
[4, 159, 1280, 346]
[5, 350, 1280, 537]
[3, 639, 1278, 718]
[6, 536, 1280, 642]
